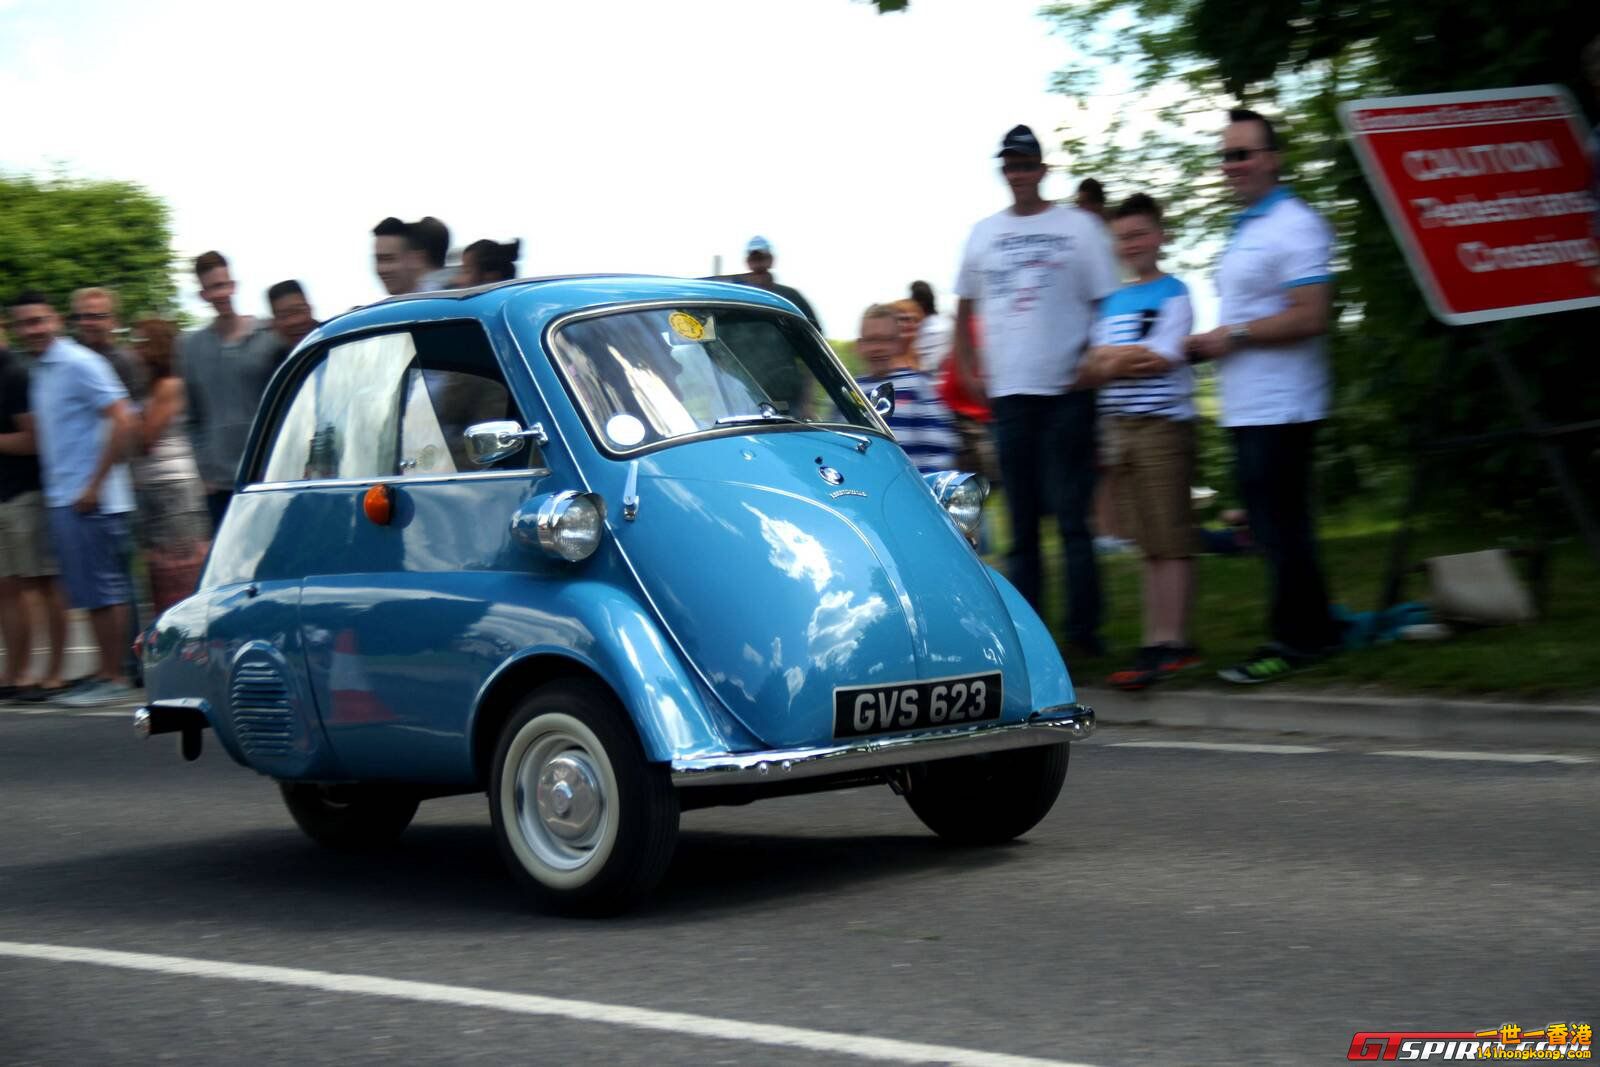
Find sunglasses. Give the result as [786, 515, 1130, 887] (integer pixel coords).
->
[1219, 147, 1270, 163]
[1000, 160, 1046, 174]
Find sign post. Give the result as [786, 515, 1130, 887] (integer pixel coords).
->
[1337, 86, 1600, 603]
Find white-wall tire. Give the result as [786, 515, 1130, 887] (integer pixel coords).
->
[489, 679, 678, 914]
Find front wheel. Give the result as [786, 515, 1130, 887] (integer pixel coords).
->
[489, 679, 679, 915]
[903, 743, 1069, 845]
[279, 782, 420, 850]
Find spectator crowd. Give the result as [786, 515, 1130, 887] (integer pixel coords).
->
[0, 218, 519, 706]
[0, 107, 1348, 703]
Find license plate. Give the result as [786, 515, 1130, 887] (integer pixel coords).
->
[833, 672, 1003, 739]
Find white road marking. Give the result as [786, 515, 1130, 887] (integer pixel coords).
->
[1108, 741, 1330, 755]
[1370, 750, 1593, 765]
[0, 941, 1099, 1067]
[1105, 740, 1593, 764]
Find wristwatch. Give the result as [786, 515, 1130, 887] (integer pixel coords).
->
[1228, 322, 1251, 348]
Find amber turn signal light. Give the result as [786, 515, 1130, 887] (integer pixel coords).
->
[363, 484, 394, 525]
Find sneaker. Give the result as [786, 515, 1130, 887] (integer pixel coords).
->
[13, 677, 89, 703]
[58, 680, 141, 708]
[1107, 646, 1166, 692]
[1153, 643, 1203, 680]
[1217, 647, 1304, 685]
[1108, 644, 1204, 691]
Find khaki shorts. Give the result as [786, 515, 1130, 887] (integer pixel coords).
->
[1105, 417, 1196, 560]
[0, 489, 59, 578]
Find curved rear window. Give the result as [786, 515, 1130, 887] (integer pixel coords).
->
[549, 305, 880, 453]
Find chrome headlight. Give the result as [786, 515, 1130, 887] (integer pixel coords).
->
[923, 471, 989, 537]
[528, 490, 606, 562]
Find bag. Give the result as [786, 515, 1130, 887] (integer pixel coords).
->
[1424, 549, 1536, 626]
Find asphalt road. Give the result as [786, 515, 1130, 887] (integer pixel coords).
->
[1, 707, 1594, 1066]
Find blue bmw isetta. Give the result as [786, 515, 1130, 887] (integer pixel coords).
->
[135, 275, 1093, 913]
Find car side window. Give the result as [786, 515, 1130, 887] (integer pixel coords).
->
[260, 332, 414, 483]
[398, 323, 532, 474]
[258, 322, 532, 485]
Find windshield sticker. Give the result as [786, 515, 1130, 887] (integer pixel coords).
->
[668, 311, 705, 341]
[606, 413, 646, 447]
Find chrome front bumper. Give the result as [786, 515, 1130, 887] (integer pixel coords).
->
[670, 704, 1093, 787]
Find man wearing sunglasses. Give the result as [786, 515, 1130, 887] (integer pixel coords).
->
[953, 124, 1120, 656]
[70, 288, 144, 399]
[1185, 108, 1341, 684]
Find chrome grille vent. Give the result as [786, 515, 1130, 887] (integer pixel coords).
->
[230, 661, 294, 758]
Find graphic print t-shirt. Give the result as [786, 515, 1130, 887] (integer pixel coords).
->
[954, 204, 1119, 398]
[1092, 274, 1195, 420]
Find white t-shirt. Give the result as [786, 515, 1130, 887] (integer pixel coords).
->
[913, 313, 953, 372]
[1215, 189, 1334, 427]
[954, 203, 1120, 397]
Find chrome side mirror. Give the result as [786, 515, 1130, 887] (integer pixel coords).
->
[464, 420, 548, 466]
[868, 381, 895, 418]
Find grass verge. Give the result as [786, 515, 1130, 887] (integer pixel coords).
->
[983, 495, 1600, 700]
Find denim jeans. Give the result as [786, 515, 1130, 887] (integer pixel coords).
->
[1231, 422, 1339, 656]
[990, 391, 1102, 646]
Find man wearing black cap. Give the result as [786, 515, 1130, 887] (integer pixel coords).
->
[952, 124, 1120, 655]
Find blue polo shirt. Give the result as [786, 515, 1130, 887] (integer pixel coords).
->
[28, 337, 134, 513]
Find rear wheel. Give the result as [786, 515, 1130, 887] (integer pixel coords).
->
[279, 782, 420, 850]
[488, 678, 679, 915]
[903, 743, 1069, 845]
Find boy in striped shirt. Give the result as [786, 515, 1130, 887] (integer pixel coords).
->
[854, 303, 959, 474]
[1079, 194, 1200, 690]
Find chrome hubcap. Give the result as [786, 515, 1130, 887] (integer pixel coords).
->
[514, 732, 608, 871]
[535, 753, 601, 841]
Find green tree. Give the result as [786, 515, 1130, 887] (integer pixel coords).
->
[1044, 1, 1600, 519]
[0, 173, 177, 321]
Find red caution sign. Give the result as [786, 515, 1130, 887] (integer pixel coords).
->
[1339, 85, 1600, 325]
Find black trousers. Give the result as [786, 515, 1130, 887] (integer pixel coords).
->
[991, 391, 1102, 645]
[1231, 422, 1339, 655]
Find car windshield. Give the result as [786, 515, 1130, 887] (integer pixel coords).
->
[548, 305, 881, 453]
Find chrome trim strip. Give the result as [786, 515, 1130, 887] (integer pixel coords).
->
[240, 468, 550, 493]
[670, 705, 1093, 786]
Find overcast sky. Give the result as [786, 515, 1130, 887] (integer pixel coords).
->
[1, 0, 1217, 335]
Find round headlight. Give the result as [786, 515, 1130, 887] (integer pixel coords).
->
[922, 471, 989, 537]
[535, 491, 606, 562]
[944, 478, 986, 533]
